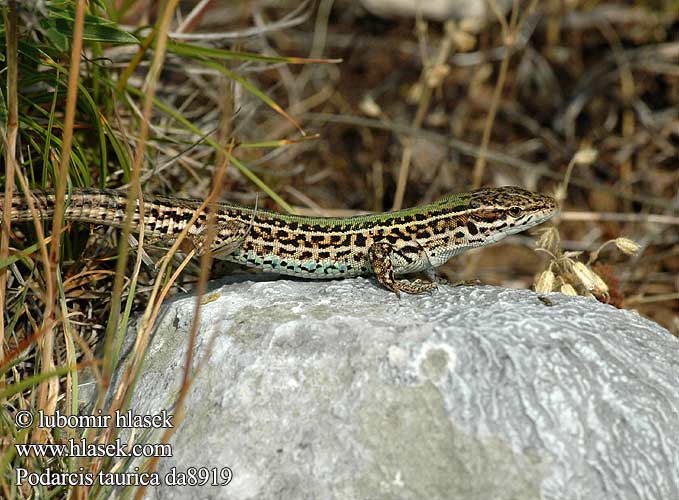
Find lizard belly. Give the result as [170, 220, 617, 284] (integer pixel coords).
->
[221, 249, 369, 279]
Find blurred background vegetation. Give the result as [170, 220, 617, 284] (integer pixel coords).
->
[4, 1, 672, 325]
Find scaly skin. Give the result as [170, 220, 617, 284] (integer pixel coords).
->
[3, 186, 558, 294]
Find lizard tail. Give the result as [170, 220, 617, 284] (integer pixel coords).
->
[1, 189, 134, 229]
[1, 189, 206, 238]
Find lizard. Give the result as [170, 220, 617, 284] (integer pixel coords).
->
[1, 186, 558, 295]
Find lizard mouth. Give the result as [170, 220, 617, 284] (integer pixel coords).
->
[498, 206, 559, 240]
[532, 206, 559, 225]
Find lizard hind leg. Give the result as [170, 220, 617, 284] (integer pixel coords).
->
[189, 219, 248, 258]
[367, 241, 436, 296]
[207, 198, 259, 259]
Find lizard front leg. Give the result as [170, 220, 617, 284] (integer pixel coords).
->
[367, 241, 436, 296]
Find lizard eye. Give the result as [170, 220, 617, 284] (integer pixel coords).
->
[509, 206, 522, 217]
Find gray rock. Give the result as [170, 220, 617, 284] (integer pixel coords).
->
[110, 277, 679, 500]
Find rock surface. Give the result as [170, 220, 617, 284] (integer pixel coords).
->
[109, 276, 679, 500]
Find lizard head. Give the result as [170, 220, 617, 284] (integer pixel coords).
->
[460, 186, 559, 244]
